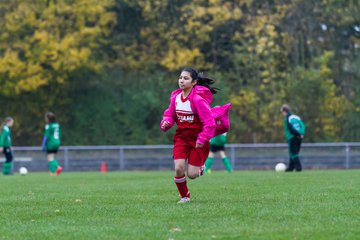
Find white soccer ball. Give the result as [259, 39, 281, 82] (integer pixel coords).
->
[275, 163, 286, 172]
[19, 167, 28, 176]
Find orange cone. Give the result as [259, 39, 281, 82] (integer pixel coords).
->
[101, 162, 107, 173]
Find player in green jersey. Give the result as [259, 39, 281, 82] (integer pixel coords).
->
[42, 112, 62, 176]
[205, 133, 232, 173]
[280, 104, 306, 172]
[0, 117, 14, 175]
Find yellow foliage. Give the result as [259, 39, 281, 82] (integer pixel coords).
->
[261, 70, 270, 78]
[0, 51, 30, 82]
[100, 12, 117, 35]
[0, 0, 116, 95]
[231, 90, 258, 108]
[81, 27, 101, 36]
[160, 47, 202, 71]
[113, 0, 245, 71]
[15, 74, 47, 94]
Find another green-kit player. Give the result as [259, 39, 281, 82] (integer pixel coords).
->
[0, 117, 14, 175]
[205, 133, 232, 173]
[280, 104, 306, 172]
[41, 112, 62, 176]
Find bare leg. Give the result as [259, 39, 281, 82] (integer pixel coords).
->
[187, 164, 201, 179]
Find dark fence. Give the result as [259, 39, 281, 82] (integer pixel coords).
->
[2, 143, 360, 173]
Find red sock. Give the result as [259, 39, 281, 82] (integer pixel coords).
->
[174, 175, 190, 198]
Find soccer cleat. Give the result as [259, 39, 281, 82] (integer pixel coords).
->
[199, 165, 206, 176]
[55, 166, 63, 175]
[177, 197, 190, 204]
[205, 169, 212, 174]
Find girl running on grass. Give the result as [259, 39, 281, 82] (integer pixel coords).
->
[160, 67, 217, 203]
[41, 112, 62, 176]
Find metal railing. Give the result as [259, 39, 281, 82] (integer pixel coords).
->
[2, 142, 360, 172]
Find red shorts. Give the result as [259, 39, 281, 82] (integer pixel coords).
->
[173, 129, 210, 167]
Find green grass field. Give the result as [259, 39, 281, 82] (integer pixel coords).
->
[0, 170, 359, 240]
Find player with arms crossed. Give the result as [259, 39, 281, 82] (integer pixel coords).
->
[42, 112, 62, 176]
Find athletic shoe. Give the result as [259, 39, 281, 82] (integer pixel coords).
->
[205, 169, 212, 174]
[55, 166, 63, 175]
[177, 197, 190, 204]
[199, 165, 205, 176]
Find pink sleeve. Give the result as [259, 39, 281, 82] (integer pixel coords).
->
[193, 96, 215, 145]
[212, 103, 232, 137]
[160, 96, 175, 132]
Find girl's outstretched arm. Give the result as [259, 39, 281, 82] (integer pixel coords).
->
[160, 97, 176, 132]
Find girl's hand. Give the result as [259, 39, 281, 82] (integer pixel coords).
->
[161, 121, 169, 129]
[196, 143, 203, 148]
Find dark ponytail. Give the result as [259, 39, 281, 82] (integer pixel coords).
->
[182, 67, 219, 94]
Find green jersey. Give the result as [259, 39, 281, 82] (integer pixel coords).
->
[44, 122, 61, 150]
[0, 126, 12, 147]
[284, 113, 305, 141]
[210, 133, 227, 147]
